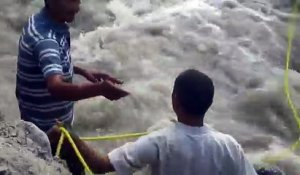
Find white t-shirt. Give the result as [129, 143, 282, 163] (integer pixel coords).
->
[108, 122, 257, 175]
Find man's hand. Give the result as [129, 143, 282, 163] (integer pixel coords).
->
[47, 121, 115, 174]
[83, 70, 123, 84]
[99, 80, 129, 101]
[46, 74, 129, 101]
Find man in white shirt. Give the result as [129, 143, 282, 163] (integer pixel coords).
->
[48, 69, 258, 175]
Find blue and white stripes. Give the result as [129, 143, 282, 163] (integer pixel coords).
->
[16, 7, 73, 131]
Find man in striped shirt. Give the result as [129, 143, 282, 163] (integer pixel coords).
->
[16, 0, 129, 132]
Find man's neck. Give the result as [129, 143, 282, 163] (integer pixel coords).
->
[177, 115, 203, 127]
[45, 7, 65, 23]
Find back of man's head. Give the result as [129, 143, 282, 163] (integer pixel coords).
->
[174, 69, 214, 117]
[44, 0, 56, 8]
[44, 0, 49, 8]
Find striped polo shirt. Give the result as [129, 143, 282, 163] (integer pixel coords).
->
[16, 7, 74, 132]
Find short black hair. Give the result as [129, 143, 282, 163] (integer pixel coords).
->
[44, 0, 49, 8]
[174, 69, 214, 117]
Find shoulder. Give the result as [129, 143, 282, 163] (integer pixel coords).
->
[145, 124, 175, 139]
[125, 125, 175, 149]
[208, 129, 242, 148]
[22, 14, 56, 48]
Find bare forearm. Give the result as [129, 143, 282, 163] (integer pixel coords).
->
[71, 135, 114, 174]
[51, 83, 102, 101]
[48, 127, 114, 174]
[47, 75, 129, 102]
[48, 81, 103, 101]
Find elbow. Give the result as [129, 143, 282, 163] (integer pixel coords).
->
[46, 75, 67, 100]
[46, 75, 83, 101]
[92, 163, 113, 174]
[47, 81, 80, 101]
[48, 84, 65, 100]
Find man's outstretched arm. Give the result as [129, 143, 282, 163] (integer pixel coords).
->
[47, 126, 158, 174]
[34, 39, 128, 101]
[73, 66, 123, 84]
[46, 75, 128, 101]
[47, 126, 115, 174]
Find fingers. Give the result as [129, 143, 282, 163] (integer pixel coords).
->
[102, 80, 130, 100]
[93, 73, 108, 82]
[97, 73, 122, 84]
[90, 77, 99, 83]
[118, 88, 130, 97]
[87, 75, 98, 83]
[91, 72, 123, 84]
[109, 88, 130, 101]
[113, 92, 129, 100]
[107, 77, 123, 84]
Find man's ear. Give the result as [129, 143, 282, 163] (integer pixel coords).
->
[172, 91, 180, 112]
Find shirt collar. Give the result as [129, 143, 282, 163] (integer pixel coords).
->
[38, 7, 69, 33]
[175, 122, 210, 135]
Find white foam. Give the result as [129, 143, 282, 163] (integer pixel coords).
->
[0, 0, 300, 173]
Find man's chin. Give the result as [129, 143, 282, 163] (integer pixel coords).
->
[65, 19, 74, 23]
[65, 16, 75, 23]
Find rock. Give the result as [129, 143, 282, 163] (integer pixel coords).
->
[0, 166, 11, 175]
[0, 120, 71, 175]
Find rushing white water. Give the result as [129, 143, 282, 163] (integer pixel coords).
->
[0, 0, 300, 174]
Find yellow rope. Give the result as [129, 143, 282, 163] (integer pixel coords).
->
[80, 132, 148, 141]
[59, 127, 94, 175]
[263, 2, 300, 163]
[283, 2, 300, 131]
[55, 132, 64, 157]
[55, 127, 148, 175]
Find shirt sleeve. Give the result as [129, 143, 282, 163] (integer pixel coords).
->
[236, 144, 258, 175]
[108, 135, 159, 175]
[34, 39, 63, 79]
